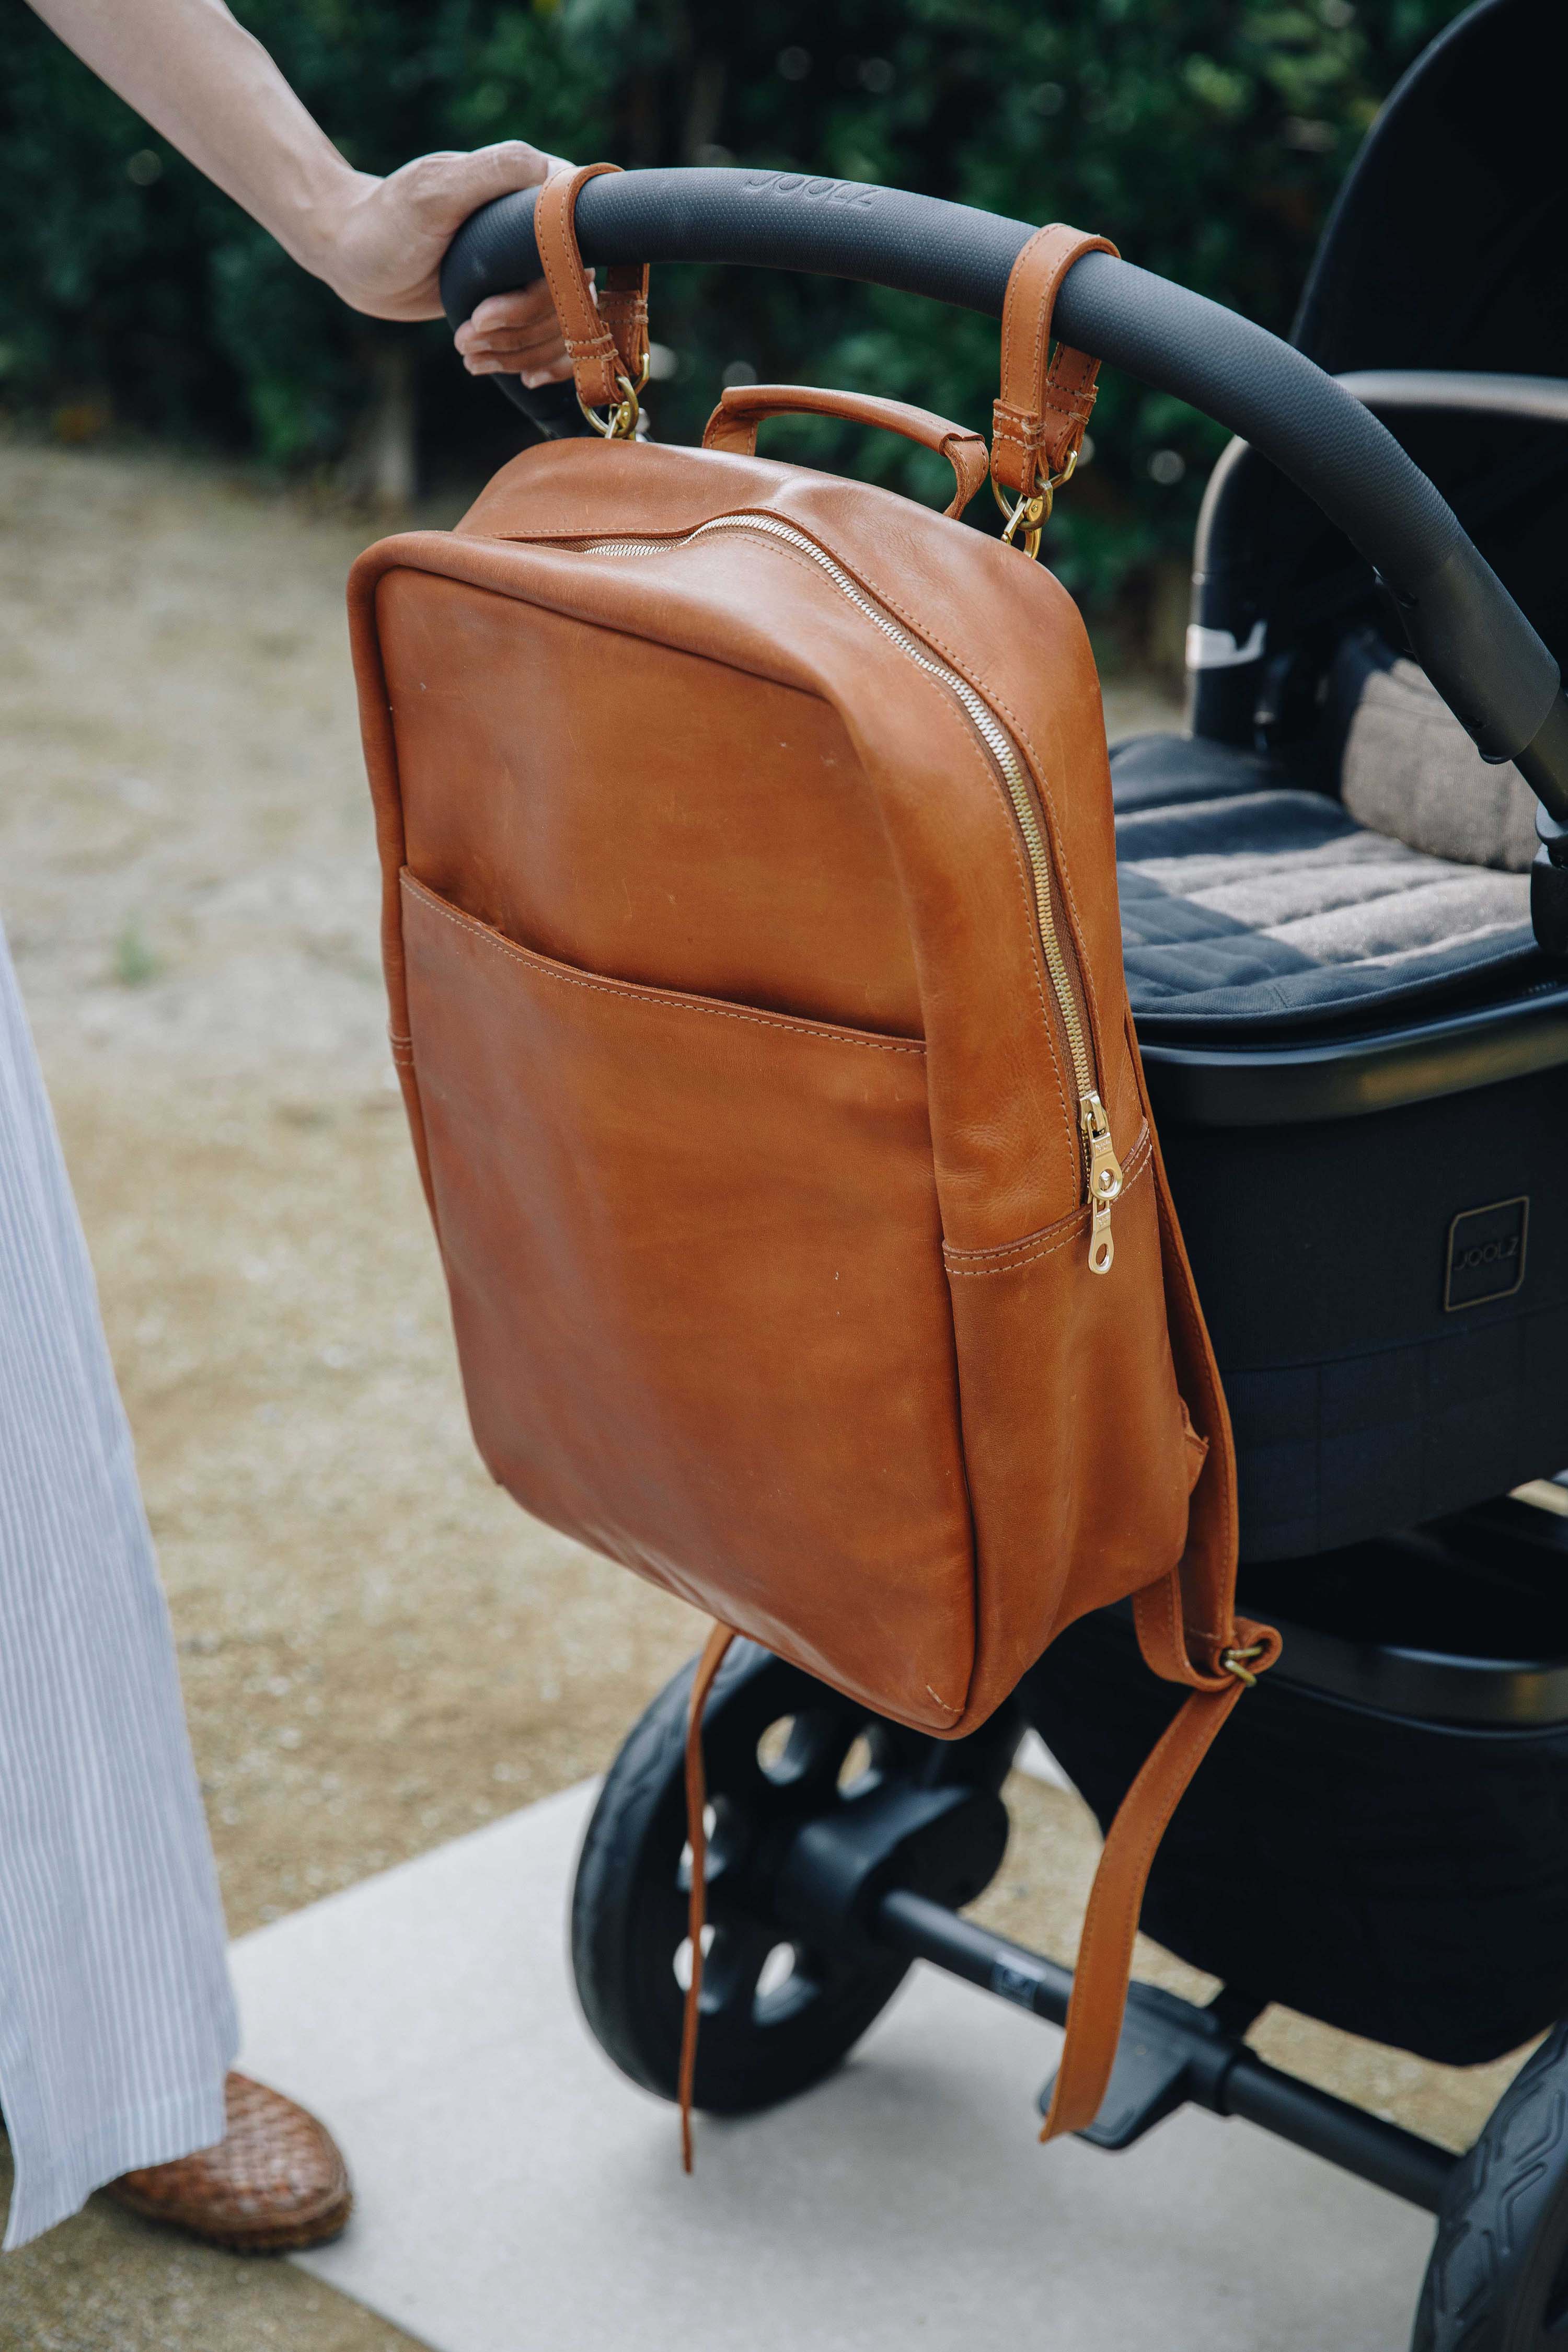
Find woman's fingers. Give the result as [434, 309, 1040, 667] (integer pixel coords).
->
[466, 352, 575, 384]
[459, 327, 572, 380]
[453, 274, 589, 379]
[458, 316, 559, 359]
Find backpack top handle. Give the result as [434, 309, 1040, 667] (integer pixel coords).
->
[701, 381, 989, 518]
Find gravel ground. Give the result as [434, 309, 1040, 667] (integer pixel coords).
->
[0, 437, 1520, 2347]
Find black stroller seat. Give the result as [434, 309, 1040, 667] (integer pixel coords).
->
[1103, 229, 1568, 1565]
[1113, 651, 1568, 1562]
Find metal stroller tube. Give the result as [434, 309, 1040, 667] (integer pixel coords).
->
[441, 165, 1568, 824]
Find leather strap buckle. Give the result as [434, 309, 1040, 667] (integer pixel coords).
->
[991, 222, 1118, 557]
[535, 162, 652, 423]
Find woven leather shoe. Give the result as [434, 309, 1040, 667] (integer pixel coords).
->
[104, 2071, 352, 2252]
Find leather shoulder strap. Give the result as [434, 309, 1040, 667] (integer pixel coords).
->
[533, 162, 650, 413]
[1035, 1001, 1281, 2141]
[992, 222, 1119, 501]
[1127, 1006, 1243, 1688]
[1038, 1610, 1282, 2143]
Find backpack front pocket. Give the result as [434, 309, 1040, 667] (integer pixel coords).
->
[399, 871, 976, 1731]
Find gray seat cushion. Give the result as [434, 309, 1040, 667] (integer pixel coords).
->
[1110, 628, 1541, 1030]
[1334, 628, 1539, 873]
[1116, 777, 1535, 1030]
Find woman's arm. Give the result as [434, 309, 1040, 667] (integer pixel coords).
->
[27, 0, 563, 381]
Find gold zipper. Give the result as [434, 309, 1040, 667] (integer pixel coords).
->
[569, 513, 1123, 1270]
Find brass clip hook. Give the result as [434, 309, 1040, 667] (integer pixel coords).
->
[577, 355, 651, 443]
[990, 443, 1081, 562]
[1219, 1640, 1269, 1689]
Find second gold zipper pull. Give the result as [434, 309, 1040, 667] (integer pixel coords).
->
[1080, 1093, 1123, 1275]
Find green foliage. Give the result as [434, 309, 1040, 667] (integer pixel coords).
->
[0, 0, 1470, 603]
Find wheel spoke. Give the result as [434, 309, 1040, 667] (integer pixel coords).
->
[699, 1920, 775, 2027]
[575, 1645, 934, 2115]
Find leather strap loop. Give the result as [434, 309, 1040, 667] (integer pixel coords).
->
[703, 384, 989, 518]
[991, 223, 1120, 502]
[1039, 1611, 1280, 2145]
[533, 162, 650, 412]
[1133, 1573, 1240, 1691]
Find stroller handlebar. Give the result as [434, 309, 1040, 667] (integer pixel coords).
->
[440, 166, 1568, 823]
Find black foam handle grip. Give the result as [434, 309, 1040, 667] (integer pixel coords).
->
[439, 166, 1568, 817]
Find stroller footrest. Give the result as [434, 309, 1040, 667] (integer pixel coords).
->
[873, 1888, 1456, 2208]
[1038, 1980, 1264, 2150]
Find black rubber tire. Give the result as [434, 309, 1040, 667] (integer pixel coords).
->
[571, 1640, 1018, 2116]
[1413, 2022, 1568, 2351]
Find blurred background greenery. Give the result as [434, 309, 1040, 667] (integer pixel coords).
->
[0, 0, 1469, 634]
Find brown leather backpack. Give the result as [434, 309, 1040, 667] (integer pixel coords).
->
[349, 163, 1278, 2164]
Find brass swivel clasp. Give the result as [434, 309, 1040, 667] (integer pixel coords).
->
[991, 443, 1081, 561]
[578, 355, 651, 442]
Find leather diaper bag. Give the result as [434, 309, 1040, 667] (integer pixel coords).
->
[349, 163, 1278, 2159]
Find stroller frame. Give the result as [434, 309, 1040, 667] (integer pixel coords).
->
[563, 1507, 1568, 2349]
[442, 5, 1568, 2341]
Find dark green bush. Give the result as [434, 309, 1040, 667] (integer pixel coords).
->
[0, 0, 1467, 605]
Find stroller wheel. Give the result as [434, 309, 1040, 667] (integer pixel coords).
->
[1413, 2022, 1568, 2352]
[571, 1640, 1017, 2116]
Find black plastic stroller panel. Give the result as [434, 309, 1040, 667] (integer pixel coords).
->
[441, 7, 1568, 2343]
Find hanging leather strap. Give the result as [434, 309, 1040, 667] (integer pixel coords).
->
[533, 162, 651, 412]
[678, 1620, 737, 2172]
[1030, 1004, 1284, 2139]
[1133, 1007, 1248, 1688]
[1038, 1604, 1281, 2142]
[991, 223, 1120, 503]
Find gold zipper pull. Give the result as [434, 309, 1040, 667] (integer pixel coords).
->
[1079, 1093, 1124, 1275]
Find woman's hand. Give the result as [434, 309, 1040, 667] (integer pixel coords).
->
[27, 2, 574, 383]
[321, 141, 573, 385]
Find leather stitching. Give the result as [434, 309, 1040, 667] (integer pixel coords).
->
[943, 1217, 1085, 1277]
[1127, 1010, 1233, 1650]
[716, 525, 1075, 1153]
[381, 530, 1078, 1203]
[705, 391, 983, 514]
[810, 549, 1112, 1099]
[992, 227, 1115, 494]
[1141, 1565, 1187, 1681]
[537, 164, 622, 406]
[673, 517, 1077, 1160]
[1157, 1573, 1183, 1673]
[402, 875, 927, 1056]
[940, 1133, 1152, 1274]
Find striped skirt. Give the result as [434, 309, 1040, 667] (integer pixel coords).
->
[0, 917, 235, 2247]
